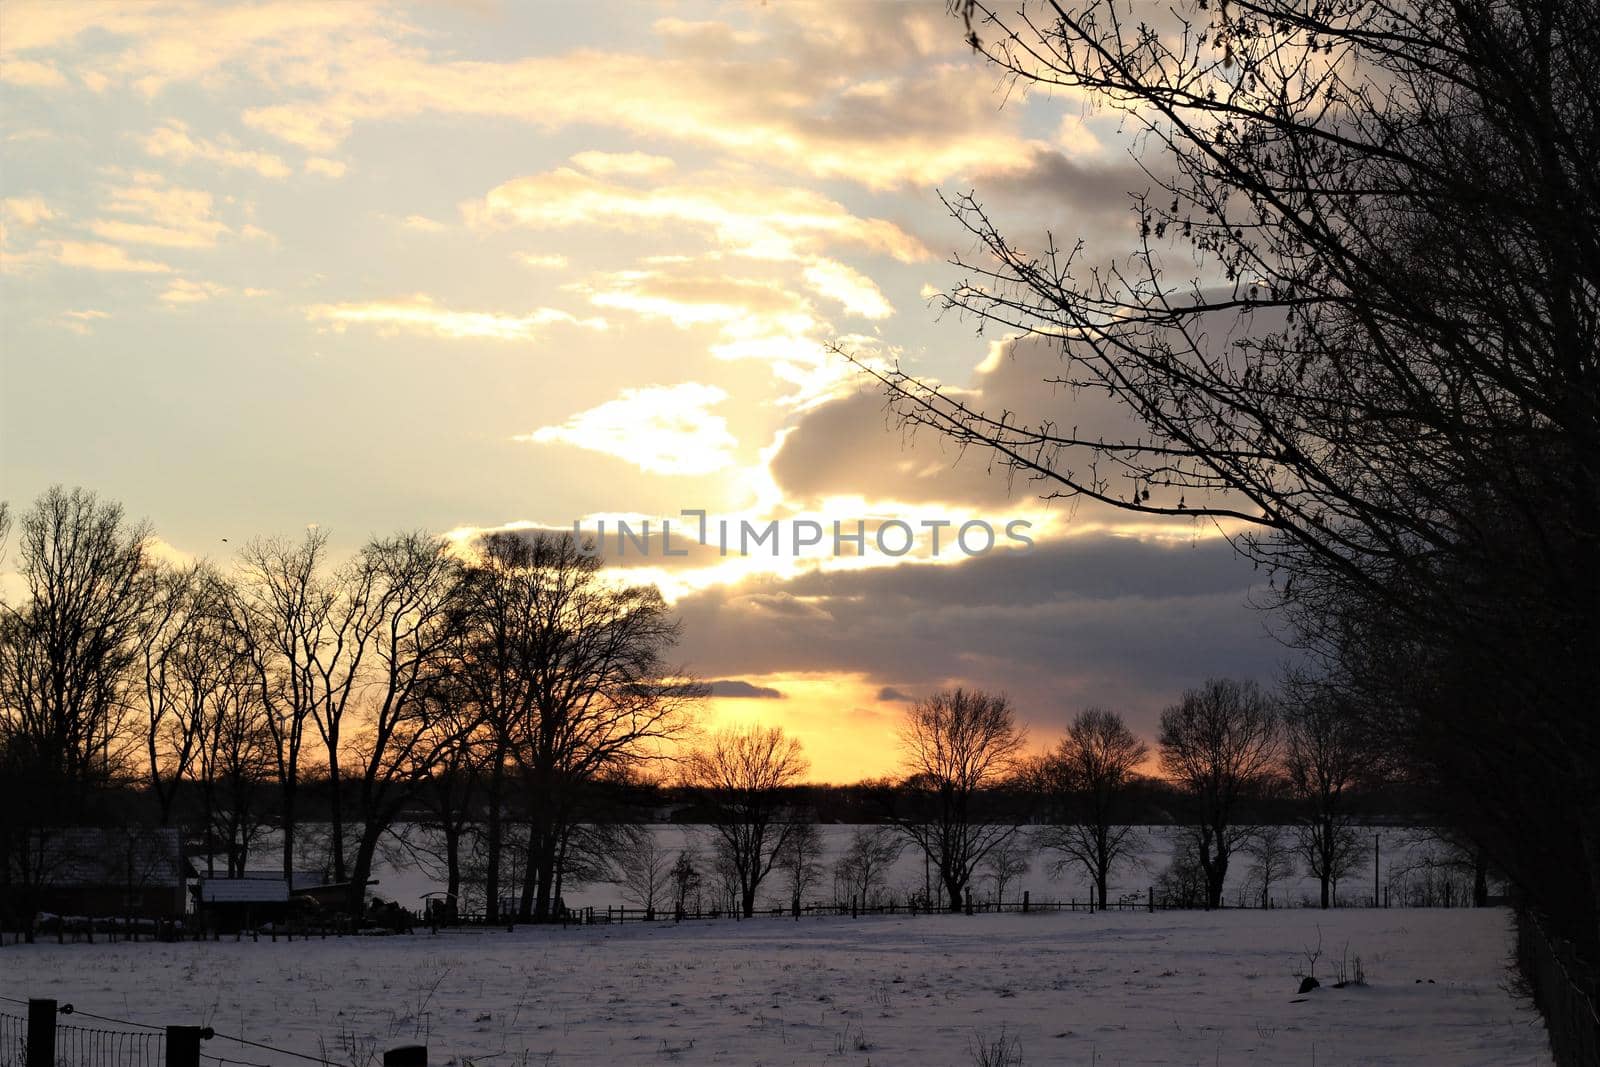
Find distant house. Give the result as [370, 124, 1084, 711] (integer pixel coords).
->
[192, 870, 370, 926]
[197, 873, 290, 905]
[193, 871, 295, 928]
[15, 826, 188, 919]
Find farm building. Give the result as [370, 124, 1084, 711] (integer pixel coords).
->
[6, 826, 188, 919]
[191, 871, 370, 928]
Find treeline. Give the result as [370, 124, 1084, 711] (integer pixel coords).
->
[672, 684, 1457, 919]
[0, 486, 696, 924]
[2, 487, 1456, 931]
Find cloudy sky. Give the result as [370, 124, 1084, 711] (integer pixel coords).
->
[0, 0, 1281, 779]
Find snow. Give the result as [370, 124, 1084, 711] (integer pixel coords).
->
[366, 823, 1475, 914]
[2, 907, 1550, 1065]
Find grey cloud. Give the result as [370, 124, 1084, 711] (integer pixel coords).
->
[774, 333, 1153, 512]
[674, 533, 1287, 741]
[971, 146, 1148, 219]
[707, 678, 785, 699]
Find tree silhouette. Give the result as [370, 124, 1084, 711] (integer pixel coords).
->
[686, 725, 809, 918]
[897, 688, 1028, 912]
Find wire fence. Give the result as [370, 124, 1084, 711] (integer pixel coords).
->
[0, 1012, 26, 1067]
[0, 997, 171, 1067]
[0, 994, 381, 1067]
[47, 1020, 164, 1067]
[1516, 909, 1600, 1067]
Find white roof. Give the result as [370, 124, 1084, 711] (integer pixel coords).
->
[235, 870, 329, 890]
[199, 878, 290, 903]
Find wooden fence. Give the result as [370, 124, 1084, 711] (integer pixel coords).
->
[1, 878, 1486, 946]
[471, 884, 1463, 926]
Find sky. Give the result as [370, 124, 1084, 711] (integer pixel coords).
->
[0, 0, 1283, 780]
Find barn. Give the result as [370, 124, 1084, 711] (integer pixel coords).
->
[19, 826, 189, 919]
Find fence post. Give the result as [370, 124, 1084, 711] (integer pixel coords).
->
[964, 889, 974, 916]
[1147, 887, 1154, 913]
[385, 1046, 427, 1067]
[166, 1025, 204, 1067]
[1022, 890, 1029, 914]
[26, 999, 55, 1067]
[1373, 832, 1380, 911]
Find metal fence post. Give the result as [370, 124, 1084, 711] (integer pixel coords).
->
[26, 999, 55, 1067]
[166, 1025, 204, 1067]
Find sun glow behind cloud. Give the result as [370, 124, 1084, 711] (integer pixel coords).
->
[1, 0, 1270, 764]
[517, 383, 740, 477]
[701, 672, 910, 782]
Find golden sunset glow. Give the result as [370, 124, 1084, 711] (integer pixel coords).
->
[1, 0, 1276, 770]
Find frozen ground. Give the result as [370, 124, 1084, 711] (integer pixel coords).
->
[1, 907, 1550, 1066]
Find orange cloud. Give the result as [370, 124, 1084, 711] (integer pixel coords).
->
[141, 120, 292, 179]
[467, 167, 927, 264]
[306, 295, 606, 341]
[46, 240, 171, 273]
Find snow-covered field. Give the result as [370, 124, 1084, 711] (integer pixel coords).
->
[2, 907, 1550, 1065]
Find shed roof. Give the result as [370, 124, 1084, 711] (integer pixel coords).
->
[33, 828, 184, 889]
[199, 878, 290, 904]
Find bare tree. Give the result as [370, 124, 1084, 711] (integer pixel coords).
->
[685, 725, 809, 917]
[451, 532, 698, 922]
[137, 563, 231, 824]
[1283, 685, 1367, 908]
[832, 826, 904, 908]
[706, 838, 744, 915]
[775, 819, 825, 908]
[343, 531, 469, 914]
[896, 688, 1028, 912]
[1158, 679, 1279, 909]
[414, 690, 483, 919]
[1244, 828, 1296, 909]
[447, 532, 530, 922]
[229, 530, 376, 883]
[0, 487, 155, 802]
[1155, 835, 1209, 909]
[1035, 708, 1149, 908]
[669, 849, 701, 915]
[613, 824, 670, 913]
[865, 0, 1600, 962]
[0, 488, 156, 929]
[980, 836, 1033, 904]
[191, 637, 274, 878]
